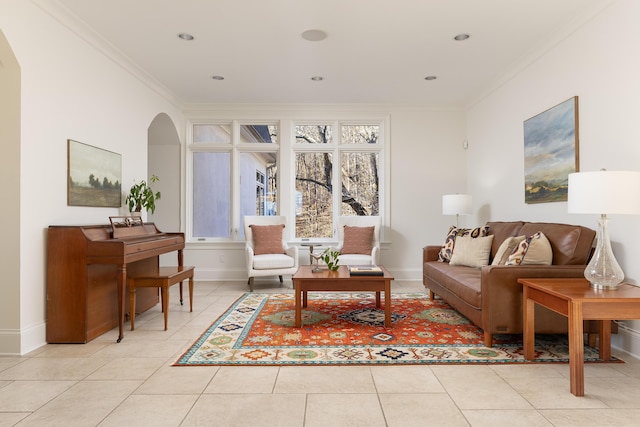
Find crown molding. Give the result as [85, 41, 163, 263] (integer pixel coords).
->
[33, 0, 183, 109]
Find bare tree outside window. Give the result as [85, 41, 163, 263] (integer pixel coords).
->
[295, 124, 380, 238]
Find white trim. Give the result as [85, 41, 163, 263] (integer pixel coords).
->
[612, 323, 640, 361]
[34, 0, 181, 108]
[0, 321, 46, 356]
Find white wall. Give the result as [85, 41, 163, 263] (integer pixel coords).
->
[387, 108, 468, 279]
[466, 0, 640, 357]
[0, 0, 183, 354]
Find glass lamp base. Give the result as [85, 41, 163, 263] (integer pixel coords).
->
[585, 216, 624, 290]
[589, 281, 622, 290]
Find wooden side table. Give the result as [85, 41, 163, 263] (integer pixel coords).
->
[518, 277, 640, 396]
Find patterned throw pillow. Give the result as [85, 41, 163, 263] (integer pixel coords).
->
[505, 231, 552, 265]
[491, 235, 526, 266]
[437, 225, 490, 262]
[250, 224, 285, 255]
[340, 225, 374, 255]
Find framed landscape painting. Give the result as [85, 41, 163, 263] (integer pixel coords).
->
[523, 96, 579, 204]
[67, 139, 122, 207]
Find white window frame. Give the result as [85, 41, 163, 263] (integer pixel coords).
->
[184, 113, 390, 245]
[291, 120, 388, 242]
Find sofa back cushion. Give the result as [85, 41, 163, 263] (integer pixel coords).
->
[486, 221, 525, 259]
[518, 222, 595, 265]
[486, 221, 595, 265]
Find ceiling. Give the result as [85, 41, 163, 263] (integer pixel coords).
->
[51, 0, 613, 107]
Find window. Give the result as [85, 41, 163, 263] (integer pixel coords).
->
[294, 124, 381, 238]
[187, 116, 387, 244]
[189, 122, 278, 240]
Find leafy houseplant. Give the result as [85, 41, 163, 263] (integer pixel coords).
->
[321, 248, 340, 271]
[125, 175, 161, 214]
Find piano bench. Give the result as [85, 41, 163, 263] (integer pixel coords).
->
[128, 266, 195, 331]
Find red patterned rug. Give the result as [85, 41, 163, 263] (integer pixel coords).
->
[175, 292, 621, 366]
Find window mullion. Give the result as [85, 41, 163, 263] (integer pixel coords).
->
[231, 144, 240, 240]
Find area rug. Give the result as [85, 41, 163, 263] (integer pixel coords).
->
[174, 292, 620, 366]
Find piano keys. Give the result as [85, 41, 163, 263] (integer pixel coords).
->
[46, 222, 185, 343]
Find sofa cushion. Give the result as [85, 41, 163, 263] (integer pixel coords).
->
[424, 261, 483, 309]
[253, 253, 295, 269]
[506, 231, 553, 265]
[438, 225, 490, 262]
[250, 224, 285, 255]
[450, 235, 494, 268]
[340, 225, 374, 255]
[491, 235, 526, 265]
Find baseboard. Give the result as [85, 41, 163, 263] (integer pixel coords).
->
[195, 266, 423, 282]
[612, 322, 640, 360]
[0, 328, 21, 355]
[195, 267, 250, 282]
[0, 320, 46, 355]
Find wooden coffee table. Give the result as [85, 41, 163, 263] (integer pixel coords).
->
[292, 265, 394, 328]
[518, 277, 640, 396]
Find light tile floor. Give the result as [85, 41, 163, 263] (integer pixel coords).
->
[1, 280, 640, 426]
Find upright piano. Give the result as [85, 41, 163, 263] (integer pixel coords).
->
[47, 221, 185, 343]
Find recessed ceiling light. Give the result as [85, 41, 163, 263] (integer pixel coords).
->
[311, 76, 324, 81]
[454, 33, 470, 41]
[424, 76, 437, 81]
[178, 33, 194, 41]
[211, 75, 224, 80]
[302, 29, 328, 41]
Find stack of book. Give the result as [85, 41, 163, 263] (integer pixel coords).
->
[348, 265, 384, 276]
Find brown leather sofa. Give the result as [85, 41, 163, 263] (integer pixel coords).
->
[423, 221, 596, 347]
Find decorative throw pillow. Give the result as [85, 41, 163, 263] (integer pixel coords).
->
[340, 225, 374, 255]
[437, 225, 490, 262]
[491, 235, 526, 266]
[449, 235, 494, 268]
[505, 231, 553, 265]
[250, 224, 285, 255]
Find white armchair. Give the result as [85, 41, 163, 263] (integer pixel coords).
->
[334, 215, 382, 266]
[244, 215, 299, 292]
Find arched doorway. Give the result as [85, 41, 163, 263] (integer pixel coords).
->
[148, 113, 181, 232]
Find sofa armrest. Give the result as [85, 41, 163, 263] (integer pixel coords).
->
[423, 246, 441, 263]
[480, 264, 588, 332]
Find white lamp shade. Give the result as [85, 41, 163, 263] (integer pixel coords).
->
[442, 194, 473, 215]
[568, 171, 640, 215]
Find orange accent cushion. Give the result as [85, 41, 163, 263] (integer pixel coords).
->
[340, 225, 374, 255]
[250, 224, 285, 255]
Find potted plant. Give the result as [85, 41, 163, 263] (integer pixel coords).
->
[321, 248, 340, 271]
[125, 175, 161, 215]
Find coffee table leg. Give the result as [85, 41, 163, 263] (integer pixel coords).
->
[376, 291, 381, 308]
[295, 282, 301, 328]
[568, 301, 585, 396]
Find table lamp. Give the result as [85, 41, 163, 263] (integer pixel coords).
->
[442, 194, 472, 227]
[568, 170, 640, 289]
